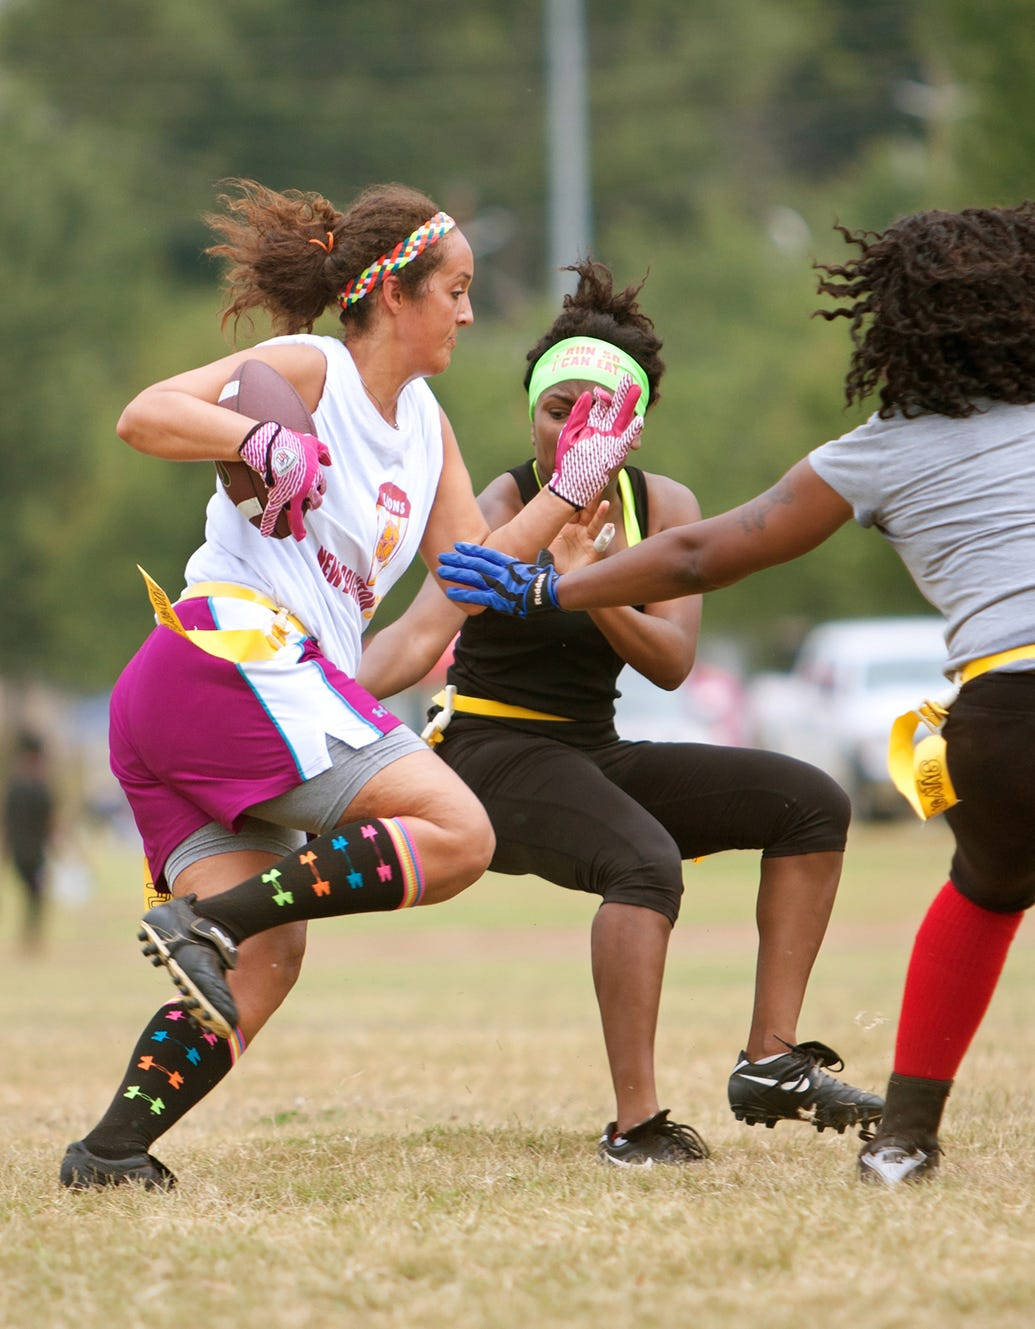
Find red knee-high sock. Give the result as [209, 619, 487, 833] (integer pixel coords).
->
[894, 881, 1023, 1081]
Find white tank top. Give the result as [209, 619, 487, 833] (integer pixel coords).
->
[183, 334, 445, 675]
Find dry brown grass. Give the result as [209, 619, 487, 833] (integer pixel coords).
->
[0, 818, 1031, 1329]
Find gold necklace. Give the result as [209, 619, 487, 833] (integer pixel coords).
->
[359, 374, 400, 429]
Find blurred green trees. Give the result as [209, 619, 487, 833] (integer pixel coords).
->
[0, 0, 1026, 687]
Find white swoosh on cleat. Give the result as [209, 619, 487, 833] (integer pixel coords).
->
[735, 1073, 811, 1093]
[861, 1149, 928, 1185]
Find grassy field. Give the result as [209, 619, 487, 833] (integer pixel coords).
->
[0, 817, 1031, 1329]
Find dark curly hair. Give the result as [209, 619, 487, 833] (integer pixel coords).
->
[524, 259, 665, 410]
[814, 203, 1035, 419]
[204, 178, 446, 338]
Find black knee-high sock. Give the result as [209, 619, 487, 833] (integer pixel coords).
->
[194, 816, 424, 942]
[81, 1001, 244, 1158]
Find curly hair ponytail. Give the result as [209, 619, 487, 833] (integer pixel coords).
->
[524, 259, 665, 409]
[205, 178, 445, 337]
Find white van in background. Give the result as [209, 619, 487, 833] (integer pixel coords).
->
[746, 617, 950, 818]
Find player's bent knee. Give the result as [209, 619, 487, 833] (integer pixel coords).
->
[598, 841, 684, 925]
[447, 819, 497, 897]
[457, 820, 496, 888]
[817, 772, 852, 841]
[391, 761, 496, 905]
[766, 759, 852, 856]
[421, 811, 496, 905]
[602, 879, 683, 925]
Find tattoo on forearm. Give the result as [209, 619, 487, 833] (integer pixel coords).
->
[683, 551, 709, 592]
[736, 477, 796, 533]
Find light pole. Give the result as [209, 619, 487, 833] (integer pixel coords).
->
[544, 0, 592, 300]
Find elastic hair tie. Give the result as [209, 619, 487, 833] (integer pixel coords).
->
[308, 231, 335, 254]
[338, 211, 455, 308]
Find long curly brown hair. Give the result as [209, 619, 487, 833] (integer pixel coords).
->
[814, 203, 1035, 418]
[204, 178, 445, 337]
[524, 259, 665, 410]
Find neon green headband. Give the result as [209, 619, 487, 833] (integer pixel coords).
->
[527, 336, 650, 421]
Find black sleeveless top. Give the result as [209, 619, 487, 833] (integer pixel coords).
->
[445, 462, 650, 745]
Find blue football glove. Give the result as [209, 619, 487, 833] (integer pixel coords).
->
[438, 544, 562, 616]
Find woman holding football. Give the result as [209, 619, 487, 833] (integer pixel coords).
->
[439, 204, 1035, 1187]
[357, 259, 882, 1167]
[61, 180, 641, 1190]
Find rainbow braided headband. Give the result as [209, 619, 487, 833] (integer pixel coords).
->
[338, 211, 456, 307]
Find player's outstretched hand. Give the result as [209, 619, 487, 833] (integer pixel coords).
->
[438, 544, 562, 616]
[549, 373, 643, 509]
[239, 421, 332, 541]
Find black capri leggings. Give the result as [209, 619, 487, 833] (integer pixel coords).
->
[944, 671, 1035, 912]
[437, 719, 850, 924]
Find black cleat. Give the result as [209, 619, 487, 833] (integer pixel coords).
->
[858, 1135, 941, 1186]
[598, 1110, 710, 1167]
[138, 894, 240, 1039]
[60, 1140, 176, 1191]
[729, 1040, 883, 1136]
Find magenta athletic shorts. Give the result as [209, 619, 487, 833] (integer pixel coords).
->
[110, 595, 404, 885]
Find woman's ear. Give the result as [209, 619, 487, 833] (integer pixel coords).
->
[379, 273, 406, 315]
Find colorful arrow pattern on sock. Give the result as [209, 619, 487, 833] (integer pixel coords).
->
[331, 832, 365, 889]
[80, 1003, 247, 1161]
[124, 1014, 244, 1113]
[298, 849, 331, 897]
[123, 1085, 166, 1114]
[151, 1029, 203, 1065]
[135, 1054, 184, 1089]
[362, 822, 395, 884]
[261, 866, 294, 907]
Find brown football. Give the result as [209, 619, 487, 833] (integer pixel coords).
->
[215, 359, 318, 540]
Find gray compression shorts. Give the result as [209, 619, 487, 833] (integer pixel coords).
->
[163, 726, 426, 886]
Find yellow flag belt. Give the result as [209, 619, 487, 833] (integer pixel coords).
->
[888, 644, 1035, 819]
[421, 685, 572, 747]
[138, 567, 309, 664]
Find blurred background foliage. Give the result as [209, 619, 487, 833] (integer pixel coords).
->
[0, 0, 1029, 690]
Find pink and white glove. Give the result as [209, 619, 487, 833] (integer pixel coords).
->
[548, 373, 643, 509]
[239, 421, 332, 541]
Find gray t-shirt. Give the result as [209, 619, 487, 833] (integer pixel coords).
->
[809, 400, 1035, 674]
